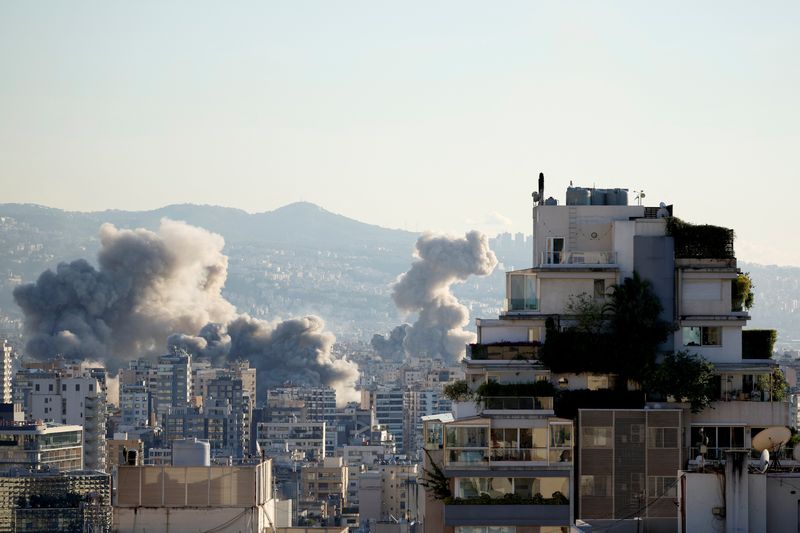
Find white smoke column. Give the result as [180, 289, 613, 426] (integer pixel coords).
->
[391, 230, 497, 364]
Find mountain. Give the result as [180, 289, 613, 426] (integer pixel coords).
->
[0, 201, 418, 251]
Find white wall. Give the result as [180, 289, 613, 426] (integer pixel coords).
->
[677, 325, 742, 363]
[114, 505, 273, 533]
[680, 472, 723, 533]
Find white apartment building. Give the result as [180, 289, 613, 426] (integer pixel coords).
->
[26, 373, 107, 471]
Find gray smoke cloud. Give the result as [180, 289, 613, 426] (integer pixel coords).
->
[169, 315, 358, 403]
[374, 230, 497, 364]
[370, 324, 410, 361]
[14, 220, 359, 401]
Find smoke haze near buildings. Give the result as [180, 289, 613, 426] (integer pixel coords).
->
[373, 230, 498, 364]
[13, 219, 359, 402]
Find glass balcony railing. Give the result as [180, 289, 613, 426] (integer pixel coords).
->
[508, 297, 539, 312]
[445, 446, 572, 467]
[540, 251, 616, 266]
[482, 396, 554, 411]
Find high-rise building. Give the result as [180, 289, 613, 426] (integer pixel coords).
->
[22, 372, 107, 471]
[155, 352, 192, 420]
[419, 178, 789, 532]
[0, 469, 111, 533]
[0, 421, 84, 472]
[0, 340, 12, 404]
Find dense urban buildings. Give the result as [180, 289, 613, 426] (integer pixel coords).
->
[0, 180, 796, 532]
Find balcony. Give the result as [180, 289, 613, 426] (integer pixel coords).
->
[468, 343, 542, 361]
[444, 503, 570, 527]
[538, 251, 617, 267]
[482, 396, 554, 412]
[445, 447, 572, 467]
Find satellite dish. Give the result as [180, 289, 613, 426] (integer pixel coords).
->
[752, 427, 792, 453]
[759, 449, 770, 473]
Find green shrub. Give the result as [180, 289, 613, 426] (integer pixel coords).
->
[666, 217, 734, 259]
[732, 272, 755, 311]
[742, 329, 777, 359]
[442, 380, 473, 402]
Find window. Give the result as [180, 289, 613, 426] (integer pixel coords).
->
[683, 326, 721, 346]
[648, 476, 677, 498]
[35, 384, 40, 392]
[546, 237, 565, 264]
[528, 327, 543, 343]
[648, 427, 678, 448]
[48, 384, 53, 392]
[62, 384, 66, 391]
[583, 427, 612, 448]
[581, 475, 612, 497]
[455, 526, 517, 533]
[594, 279, 606, 298]
[75, 384, 80, 392]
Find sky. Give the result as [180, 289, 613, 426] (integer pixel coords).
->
[1, 1, 798, 265]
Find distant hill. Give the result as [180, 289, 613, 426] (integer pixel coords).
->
[0, 201, 418, 251]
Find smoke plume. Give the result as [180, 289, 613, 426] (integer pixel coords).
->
[373, 231, 497, 364]
[14, 219, 359, 400]
[169, 315, 359, 403]
[370, 324, 410, 361]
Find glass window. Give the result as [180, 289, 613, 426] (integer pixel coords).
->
[491, 428, 517, 448]
[581, 475, 611, 497]
[456, 478, 487, 498]
[648, 428, 678, 448]
[487, 477, 513, 498]
[583, 427, 612, 448]
[550, 424, 573, 447]
[683, 326, 721, 346]
[702, 327, 721, 346]
[594, 279, 606, 298]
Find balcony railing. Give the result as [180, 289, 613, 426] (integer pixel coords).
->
[446, 447, 572, 467]
[468, 343, 542, 360]
[539, 251, 616, 266]
[482, 396, 553, 411]
[508, 297, 539, 312]
[444, 502, 570, 527]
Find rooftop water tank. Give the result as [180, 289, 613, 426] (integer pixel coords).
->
[566, 187, 590, 206]
[544, 197, 558, 206]
[606, 188, 628, 206]
[590, 189, 607, 205]
[172, 438, 211, 467]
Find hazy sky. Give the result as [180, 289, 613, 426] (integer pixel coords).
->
[1, 2, 798, 265]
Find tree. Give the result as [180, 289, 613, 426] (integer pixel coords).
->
[604, 272, 672, 384]
[644, 351, 716, 413]
[419, 449, 451, 500]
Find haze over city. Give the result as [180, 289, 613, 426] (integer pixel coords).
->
[1, 1, 799, 264]
[2, 3, 800, 533]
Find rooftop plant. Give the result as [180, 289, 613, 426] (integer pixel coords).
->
[474, 379, 556, 402]
[732, 272, 755, 311]
[742, 329, 777, 359]
[442, 379, 473, 402]
[666, 217, 735, 259]
[643, 351, 716, 413]
[756, 368, 788, 401]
